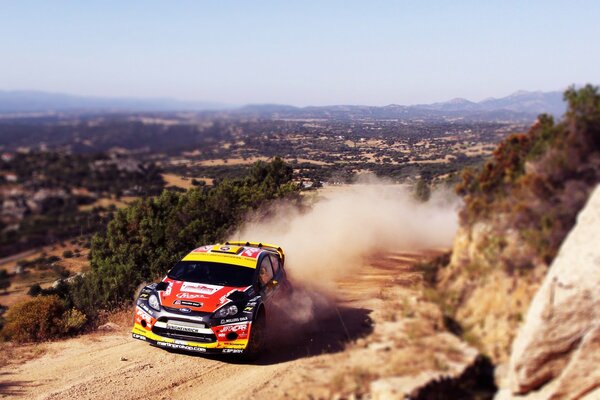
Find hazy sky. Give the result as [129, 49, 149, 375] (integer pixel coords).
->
[1, 1, 599, 106]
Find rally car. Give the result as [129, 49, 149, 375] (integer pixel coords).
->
[131, 241, 290, 358]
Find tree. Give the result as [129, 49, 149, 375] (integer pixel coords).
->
[414, 179, 431, 202]
[69, 158, 300, 316]
[0, 269, 9, 292]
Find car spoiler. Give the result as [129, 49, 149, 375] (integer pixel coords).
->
[225, 241, 285, 265]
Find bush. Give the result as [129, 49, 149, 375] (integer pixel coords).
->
[62, 250, 73, 258]
[47, 255, 61, 263]
[27, 284, 42, 296]
[414, 178, 431, 202]
[455, 85, 600, 269]
[415, 252, 451, 286]
[60, 308, 87, 334]
[0, 269, 9, 292]
[1, 295, 87, 342]
[52, 264, 70, 279]
[1, 295, 65, 342]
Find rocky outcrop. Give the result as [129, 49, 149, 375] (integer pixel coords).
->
[439, 220, 546, 362]
[504, 185, 600, 399]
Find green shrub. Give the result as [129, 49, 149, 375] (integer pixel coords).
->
[62, 250, 73, 258]
[414, 178, 431, 202]
[69, 157, 300, 317]
[60, 308, 87, 334]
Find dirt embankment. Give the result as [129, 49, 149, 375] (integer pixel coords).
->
[0, 250, 492, 400]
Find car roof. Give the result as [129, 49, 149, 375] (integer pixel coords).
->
[181, 242, 284, 269]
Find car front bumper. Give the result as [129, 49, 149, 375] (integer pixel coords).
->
[131, 305, 251, 354]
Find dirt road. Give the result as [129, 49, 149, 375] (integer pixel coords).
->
[1, 251, 461, 400]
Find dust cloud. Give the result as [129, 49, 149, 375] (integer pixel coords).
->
[232, 178, 460, 289]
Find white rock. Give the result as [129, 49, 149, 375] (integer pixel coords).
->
[98, 322, 121, 331]
[506, 185, 600, 397]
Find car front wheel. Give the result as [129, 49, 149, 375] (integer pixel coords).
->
[243, 312, 265, 361]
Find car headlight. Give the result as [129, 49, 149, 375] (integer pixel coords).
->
[148, 294, 161, 311]
[214, 304, 238, 318]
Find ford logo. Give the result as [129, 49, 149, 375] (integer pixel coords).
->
[180, 308, 191, 313]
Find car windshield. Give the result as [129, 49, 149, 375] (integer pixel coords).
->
[167, 261, 254, 287]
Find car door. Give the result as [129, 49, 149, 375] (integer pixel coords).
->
[269, 253, 291, 293]
[257, 254, 277, 303]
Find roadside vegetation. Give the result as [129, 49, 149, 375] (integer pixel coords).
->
[0, 152, 164, 257]
[420, 85, 600, 361]
[456, 84, 600, 268]
[3, 86, 595, 349]
[0, 158, 299, 342]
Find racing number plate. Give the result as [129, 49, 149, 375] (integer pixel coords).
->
[166, 323, 204, 334]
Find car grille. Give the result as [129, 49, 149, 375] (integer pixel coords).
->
[163, 305, 206, 317]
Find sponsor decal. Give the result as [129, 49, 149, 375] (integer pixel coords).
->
[173, 300, 202, 307]
[139, 293, 149, 299]
[164, 282, 173, 296]
[220, 316, 248, 324]
[241, 248, 260, 258]
[156, 342, 206, 352]
[193, 245, 211, 253]
[179, 308, 191, 313]
[220, 342, 245, 348]
[220, 323, 249, 333]
[219, 289, 237, 304]
[167, 323, 204, 334]
[181, 282, 221, 295]
[136, 307, 153, 324]
[176, 292, 206, 300]
[222, 349, 244, 354]
[139, 303, 154, 316]
[219, 246, 231, 251]
[243, 306, 254, 314]
[132, 333, 147, 341]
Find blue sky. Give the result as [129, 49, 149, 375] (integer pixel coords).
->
[1, 1, 598, 106]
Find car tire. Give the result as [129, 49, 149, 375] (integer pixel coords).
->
[242, 311, 266, 361]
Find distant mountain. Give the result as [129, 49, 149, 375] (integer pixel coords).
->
[478, 90, 564, 114]
[0, 89, 567, 122]
[233, 90, 566, 122]
[0, 90, 232, 113]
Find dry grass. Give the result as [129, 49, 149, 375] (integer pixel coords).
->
[329, 366, 377, 397]
[78, 196, 137, 211]
[0, 241, 90, 307]
[194, 156, 270, 166]
[162, 174, 213, 189]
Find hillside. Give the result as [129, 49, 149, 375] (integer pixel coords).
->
[433, 85, 600, 363]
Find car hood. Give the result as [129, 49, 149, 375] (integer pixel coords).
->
[158, 278, 251, 314]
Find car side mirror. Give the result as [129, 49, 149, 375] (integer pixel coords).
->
[155, 281, 168, 291]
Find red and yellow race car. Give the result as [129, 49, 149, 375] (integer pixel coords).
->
[131, 242, 290, 358]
